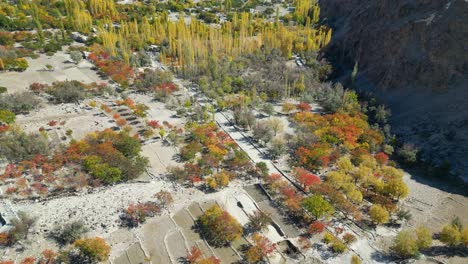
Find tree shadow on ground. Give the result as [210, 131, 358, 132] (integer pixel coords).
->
[421, 245, 468, 258]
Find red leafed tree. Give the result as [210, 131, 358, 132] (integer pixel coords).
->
[186, 246, 202, 264]
[0, 261, 14, 264]
[20, 257, 36, 264]
[297, 102, 312, 112]
[48, 120, 58, 126]
[41, 249, 57, 264]
[246, 233, 276, 263]
[186, 246, 220, 264]
[375, 152, 389, 166]
[147, 120, 161, 129]
[295, 168, 320, 190]
[309, 221, 326, 234]
[116, 118, 127, 126]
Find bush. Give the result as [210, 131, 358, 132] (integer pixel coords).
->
[392, 230, 419, 258]
[50, 220, 89, 245]
[0, 110, 15, 124]
[309, 221, 326, 235]
[72, 237, 111, 262]
[369, 205, 389, 225]
[397, 144, 418, 164]
[248, 211, 272, 232]
[0, 129, 50, 163]
[198, 205, 242, 246]
[120, 202, 160, 227]
[302, 194, 334, 220]
[323, 232, 334, 243]
[50, 81, 87, 103]
[351, 255, 361, 264]
[331, 240, 347, 253]
[9, 211, 37, 244]
[440, 225, 461, 247]
[0, 92, 41, 114]
[343, 233, 356, 244]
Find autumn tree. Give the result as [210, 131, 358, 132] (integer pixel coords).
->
[439, 218, 466, 248]
[51, 220, 89, 245]
[245, 233, 276, 263]
[308, 221, 326, 235]
[267, 118, 284, 136]
[73, 237, 111, 262]
[198, 205, 242, 246]
[302, 194, 334, 220]
[154, 190, 174, 209]
[297, 102, 312, 112]
[247, 211, 272, 232]
[369, 205, 389, 225]
[186, 247, 221, 264]
[282, 102, 295, 115]
[295, 167, 320, 190]
[392, 227, 432, 259]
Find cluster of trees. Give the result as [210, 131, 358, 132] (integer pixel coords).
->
[30, 81, 113, 103]
[68, 129, 149, 184]
[392, 226, 432, 259]
[439, 217, 468, 248]
[120, 190, 174, 227]
[0, 91, 41, 114]
[170, 122, 254, 189]
[88, 44, 135, 87]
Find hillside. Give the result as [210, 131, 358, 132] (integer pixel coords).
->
[320, 0, 468, 181]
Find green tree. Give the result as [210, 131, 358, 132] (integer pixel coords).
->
[302, 194, 334, 220]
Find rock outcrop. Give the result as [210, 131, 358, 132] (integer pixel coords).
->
[320, 0, 468, 181]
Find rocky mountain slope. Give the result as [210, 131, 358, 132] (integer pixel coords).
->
[320, 0, 468, 181]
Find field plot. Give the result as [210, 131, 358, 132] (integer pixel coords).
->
[119, 188, 300, 264]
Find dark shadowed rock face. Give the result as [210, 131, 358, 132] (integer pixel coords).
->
[320, 0, 468, 181]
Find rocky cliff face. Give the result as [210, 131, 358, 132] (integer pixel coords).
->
[320, 0, 468, 181]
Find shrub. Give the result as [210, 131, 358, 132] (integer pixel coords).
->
[49, 81, 87, 103]
[331, 240, 347, 253]
[73, 237, 111, 262]
[302, 194, 334, 220]
[392, 230, 419, 258]
[198, 205, 242, 246]
[440, 225, 461, 247]
[397, 144, 418, 164]
[120, 202, 160, 227]
[153, 190, 174, 209]
[351, 255, 361, 264]
[245, 233, 276, 263]
[0, 92, 40, 114]
[309, 221, 326, 235]
[248, 211, 272, 232]
[343, 233, 356, 244]
[323, 232, 334, 243]
[9, 211, 37, 244]
[0, 110, 15, 124]
[50, 220, 89, 245]
[369, 205, 389, 225]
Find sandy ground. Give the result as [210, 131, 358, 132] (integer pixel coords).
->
[0, 49, 105, 94]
